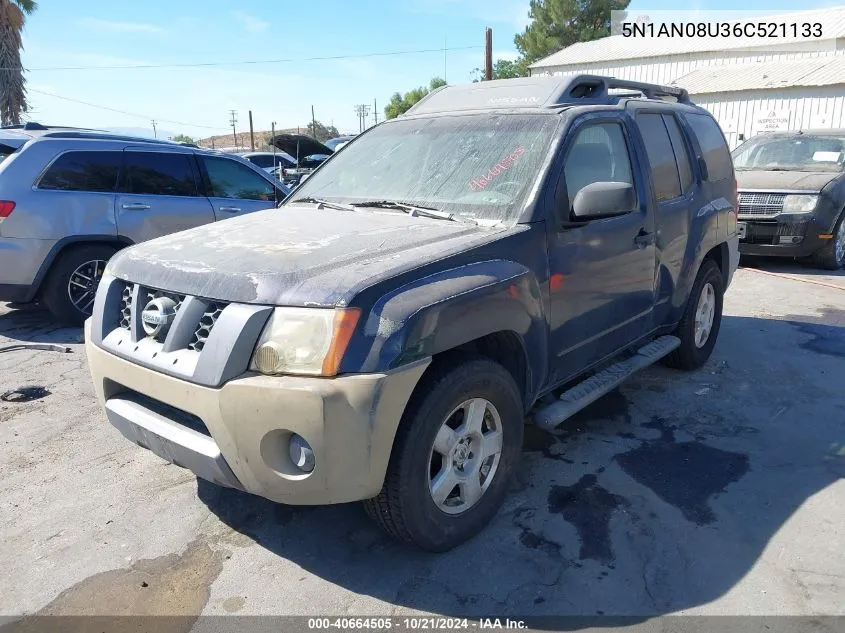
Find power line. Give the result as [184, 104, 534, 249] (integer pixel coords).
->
[27, 87, 222, 130]
[11, 45, 483, 72]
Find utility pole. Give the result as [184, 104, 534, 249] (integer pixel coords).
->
[150, 120, 157, 138]
[271, 121, 276, 161]
[373, 98, 378, 125]
[248, 110, 255, 151]
[444, 35, 447, 83]
[484, 28, 493, 81]
[353, 104, 370, 132]
[311, 105, 317, 139]
[228, 110, 238, 147]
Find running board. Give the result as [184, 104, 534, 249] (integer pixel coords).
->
[533, 335, 681, 431]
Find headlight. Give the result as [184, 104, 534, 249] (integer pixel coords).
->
[782, 194, 819, 214]
[250, 307, 360, 377]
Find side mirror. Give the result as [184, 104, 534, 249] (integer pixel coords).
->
[571, 181, 636, 219]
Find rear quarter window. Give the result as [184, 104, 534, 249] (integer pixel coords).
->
[686, 113, 732, 182]
[38, 151, 122, 192]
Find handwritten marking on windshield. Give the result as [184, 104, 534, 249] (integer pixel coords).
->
[470, 146, 526, 191]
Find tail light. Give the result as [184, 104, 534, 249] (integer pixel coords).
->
[0, 200, 14, 222]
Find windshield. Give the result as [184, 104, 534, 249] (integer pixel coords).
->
[288, 113, 559, 224]
[732, 135, 845, 172]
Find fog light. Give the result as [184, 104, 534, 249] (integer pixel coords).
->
[289, 433, 315, 473]
[778, 236, 803, 245]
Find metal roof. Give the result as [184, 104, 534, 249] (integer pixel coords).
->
[672, 56, 845, 94]
[530, 7, 845, 68]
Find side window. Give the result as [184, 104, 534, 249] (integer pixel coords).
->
[38, 151, 121, 192]
[636, 113, 681, 201]
[564, 121, 634, 208]
[247, 155, 273, 168]
[202, 156, 275, 201]
[663, 114, 694, 192]
[686, 113, 732, 182]
[123, 152, 198, 197]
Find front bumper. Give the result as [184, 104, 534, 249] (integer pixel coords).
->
[738, 216, 831, 257]
[86, 320, 429, 505]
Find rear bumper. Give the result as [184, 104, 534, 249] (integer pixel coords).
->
[85, 320, 430, 505]
[0, 237, 54, 301]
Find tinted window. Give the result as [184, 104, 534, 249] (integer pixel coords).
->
[246, 155, 274, 168]
[203, 156, 275, 201]
[38, 151, 121, 192]
[686, 113, 732, 181]
[564, 122, 634, 207]
[123, 152, 198, 196]
[636, 113, 681, 201]
[663, 115, 693, 192]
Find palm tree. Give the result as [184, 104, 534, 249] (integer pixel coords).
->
[0, 0, 37, 126]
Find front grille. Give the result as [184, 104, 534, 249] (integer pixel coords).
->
[115, 282, 227, 352]
[738, 192, 787, 217]
[189, 303, 225, 352]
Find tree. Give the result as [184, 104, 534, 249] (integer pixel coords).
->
[384, 78, 446, 120]
[514, 0, 630, 64]
[307, 120, 339, 142]
[171, 134, 196, 144]
[0, 0, 37, 126]
[471, 58, 531, 82]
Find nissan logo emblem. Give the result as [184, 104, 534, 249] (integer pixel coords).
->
[140, 297, 178, 339]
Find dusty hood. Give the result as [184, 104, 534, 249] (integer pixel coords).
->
[268, 134, 333, 160]
[736, 169, 839, 192]
[107, 206, 508, 307]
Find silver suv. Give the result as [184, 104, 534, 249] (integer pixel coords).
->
[0, 126, 290, 323]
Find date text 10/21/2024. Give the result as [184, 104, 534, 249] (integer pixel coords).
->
[307, 617, 528, 630]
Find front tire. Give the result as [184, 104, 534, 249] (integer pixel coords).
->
[663, 259, 724, 370]
[41, 244, 117, 325]
[363, 355, 524, 552]
[812, 214, 845, 270]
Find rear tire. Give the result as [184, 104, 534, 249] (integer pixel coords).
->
[663, 259, 723, 370]
[363, 355, 523, 552]
[812, 214, 845, 270]
[41, 244, 117, 325]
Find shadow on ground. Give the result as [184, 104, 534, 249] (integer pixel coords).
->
[197, 311, 845, 621]
[0, 305, 82, 346]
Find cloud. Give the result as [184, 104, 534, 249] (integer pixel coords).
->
[232, 11, 270, 33]
[78, 17, 166, 35]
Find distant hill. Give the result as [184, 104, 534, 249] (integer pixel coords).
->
[196, 128, 303, 151]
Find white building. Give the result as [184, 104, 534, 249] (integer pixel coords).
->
[528, 7, 845, 148]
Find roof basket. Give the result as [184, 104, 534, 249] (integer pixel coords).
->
[559, 75, 691, 105]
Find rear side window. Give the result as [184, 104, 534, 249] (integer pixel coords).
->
[246, 155, 273, 168]
[38, 151, 121, 192]
[201, 156, 275, 201]
[636, 113, 681, 201]
[123, 152, 198, 197]
[686, 113, 732, 182]
[663, 114, 694, 192]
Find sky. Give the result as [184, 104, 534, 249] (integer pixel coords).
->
[19, 0, 841, 140]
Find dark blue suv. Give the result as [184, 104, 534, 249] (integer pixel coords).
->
[87, 75, 739, 551]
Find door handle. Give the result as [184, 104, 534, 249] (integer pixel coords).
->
[634, 229, 654, 248]
[121, 203, 151, 210]
[219, 206, 242, 213]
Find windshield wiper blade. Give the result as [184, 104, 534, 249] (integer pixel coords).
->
[350, 200, 459, 222]
[291, 196, 356, 211]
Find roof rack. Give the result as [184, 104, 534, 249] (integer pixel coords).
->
[403, 74, 692, 117]
[38, 130, 181, 145]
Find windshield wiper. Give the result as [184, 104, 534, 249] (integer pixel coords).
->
[349, 200, 461, 222]
[291, 196, 356, 212]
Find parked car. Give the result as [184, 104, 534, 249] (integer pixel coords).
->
[733, 129, 845, 269]
[268, 133, 335, 186]
[86, 75, 738, 551]
[238, 151, 296, 173]
[0, 127, 290, 323]
[323, 135, 356, 153]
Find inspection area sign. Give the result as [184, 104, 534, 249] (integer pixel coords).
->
[754, 109, 791, 133]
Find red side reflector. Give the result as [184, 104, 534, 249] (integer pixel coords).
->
[0, 201, 15, 218]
